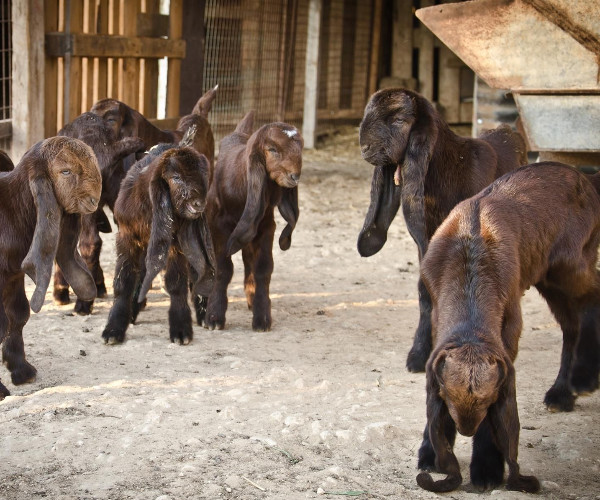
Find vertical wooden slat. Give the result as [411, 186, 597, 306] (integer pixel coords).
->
[106, 0, 118, 97]
[351, 1, 370, 111]
[166, 0, 182, 118]
[81, 0, 95, 111]
[95, 0, 109, 101]
[121, 0, 139, 108]
[417, 0, 434, 101]
[326, 0, 342, 111]
[64, 0, 84, 125]
[438, 46, 461, 123]
[45, 0, 59, 137]
[391, 0, 412, 80]
[179, 0, 204, 116]
[241, 0, 259, 116]
[142, 0, 160, 117]
[368, 0, 382, 97]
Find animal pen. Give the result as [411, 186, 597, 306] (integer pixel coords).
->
[9, 0, 476, 160]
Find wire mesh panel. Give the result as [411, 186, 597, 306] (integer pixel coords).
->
[0, 0, 11, 152]
[203, 0, 373, 145]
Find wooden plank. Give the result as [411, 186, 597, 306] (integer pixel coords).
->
[137, 12, 169, 37]
[12, 0, 46, 160]
[438, 45, 460, 123]
[166, 0, 183, 118]
[417, 0, 434, 100]
[352, 1, 370, 110]
[141, 0, 160, 117]
[179, 0, 205, 115]
[391, 0, 412, 79]
[64, 0, 84, 125]
[81, 0, 95, 111]
[241, 0, 259, 114]
[326, 0, 342, 110]
[44, 0, 60, 137]
[302, 0, 321, 149]
[46, 32, 187, 58]
[122, 0, 140, 109]
[368, 0, 382, 96]
[95, 0, 109, 101]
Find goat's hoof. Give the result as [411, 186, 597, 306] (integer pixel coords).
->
[193, 296, 208, 326]
[252, 316, 272, 332]
[53, 288, 71, 305]
[406, 347, 428, 373]
[10, 361, 37, 385]
[544, 387, 575, 412]
[506, 474, 540, 493]
[102, 328, 126, 345]
[0, 382, 10, 400]
[74, 299, 94, 316]
[470, 455, 504, 491]
[170, 327, 193, 345]
[96, 282, 107, 298]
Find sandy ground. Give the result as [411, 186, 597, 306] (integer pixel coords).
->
[1, 128, 599, 500]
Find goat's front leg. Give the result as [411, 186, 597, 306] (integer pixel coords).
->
[102, 246, 141, 344]
[242, 246, 256, 310]
[416, 393, 462, 492]
[165, 247, 193, 344]
[407, 277, 432, 372]
[205, 239, 233, 330]
[53, 266, 71, 305]
[2, 275, 36, 385]
[74, 212, 104, 315]
[489, 377, 540, 493]
[249, 215, 275, 331]
[571, 304, 600, 394]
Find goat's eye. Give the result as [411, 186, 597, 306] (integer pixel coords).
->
[393, 118, 404, 126]
[267, 147, 278, 154]
[61, 169, 72, 176]
[171, 174, 181, 182]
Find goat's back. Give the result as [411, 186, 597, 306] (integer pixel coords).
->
[479, 124, 528, 176]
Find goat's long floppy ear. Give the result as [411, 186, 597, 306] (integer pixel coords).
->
[226, 145, 267, 255]
[55, 213, 97, 302]
[357, 164, 401, 257]
[137, 171, 174, 303]
[107, 137, 146, 170]
[278, 186, 299, 251]
[400, 107, 437, 260]
[177, 217, 215, 297]
[21, 165, 63, 313]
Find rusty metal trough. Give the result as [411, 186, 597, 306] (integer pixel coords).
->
[416, 0, 600, 165]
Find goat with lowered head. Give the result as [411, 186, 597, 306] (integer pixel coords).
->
[0, 137, 101, 398]
[416, 162, 600, 493]
[204, 111, 302, 331]
[357, 88, 528, 373]
[53, 112, 145, 313]
[101, 128, 214, 345]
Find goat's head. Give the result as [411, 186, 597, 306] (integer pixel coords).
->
[21, 137, 101, 311]
[249, 123, 303, 189]
[59, 112, 145, 179]
[431, 343, 507, 437]
[90, 99, 136, 139]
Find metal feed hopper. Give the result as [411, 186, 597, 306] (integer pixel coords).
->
[416, 0, 600, 167]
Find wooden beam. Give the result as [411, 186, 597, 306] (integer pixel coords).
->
[302, 0, 322, 149]
[12, 0, 46, 160]
[166, 0, 183, 118]
[45, 32, 186, 58]
[179, 0, 205, 115]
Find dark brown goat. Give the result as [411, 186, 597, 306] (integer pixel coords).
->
[53, 112, 145, 312]
[416, 162, 600, 493]
[101, 132, 213, 345]
[204, 111, 302, 331]
[357, 88, 528, 373]
[0, 137, 101, 398]
[53, 86, 217, 314]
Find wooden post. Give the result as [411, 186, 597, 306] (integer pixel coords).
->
[368, 0, 382, 97]
[417, 0, 434, 100]
[12, 0, 46, 160]
[391, 0, 412, 80]
[166, 0, 183, 118]
[44, 0, 59, 137]
[121, 0, 139, 108]
[302, 0, 321, 150]
[179, 0, 205, 115]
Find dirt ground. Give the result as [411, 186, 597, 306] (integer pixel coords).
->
[1, 128, 599, 500]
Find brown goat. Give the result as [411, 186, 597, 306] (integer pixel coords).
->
[101, 131, 213, 345]
[416, 162, 600, 493]
[53, 112, 145, 312]
[357, 88, 528, 373]
[204, 111, 302, 331]
[0, 137, 101, 398]
[53, 86, 217, 314]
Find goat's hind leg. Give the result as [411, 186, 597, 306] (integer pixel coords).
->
[53, 266, 71, 305]
[2, 277, 36, 385]
[242, 246, 256, 310]
[249, 217, 275, 332]
[165, 248, 193, 344]
[74, 213, 105, 315]
[470, 416, 504, 490]
[571, 304, 600, 394]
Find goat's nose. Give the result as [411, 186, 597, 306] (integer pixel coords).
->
[290, 173, 300, 183]
[90, 197, 98, 207]
[361, 144, 370, 154]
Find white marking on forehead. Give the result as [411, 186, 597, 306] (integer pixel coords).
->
[283, 129, 297, 138]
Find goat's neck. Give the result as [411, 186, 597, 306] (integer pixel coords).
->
[133, 110, 175, 146]
[3, 166, 37, 232]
